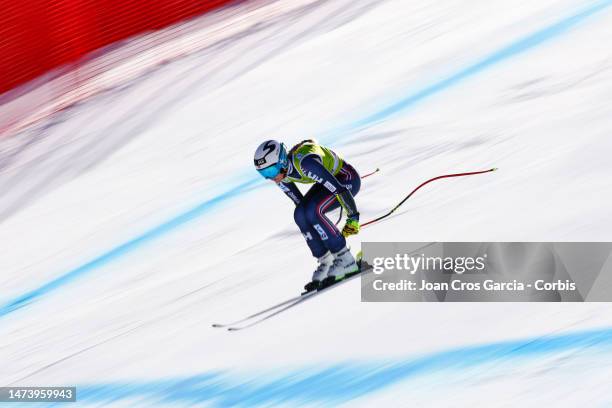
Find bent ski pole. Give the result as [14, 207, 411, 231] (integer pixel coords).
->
[360, 167, 380, 179]
[362, 168, 498, 228]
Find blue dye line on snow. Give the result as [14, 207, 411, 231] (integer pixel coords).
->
[41, 326, 612, 407]
[2, 0, 612, 319]
[321, 0, 612, 142]
[0, 178, 260, 317]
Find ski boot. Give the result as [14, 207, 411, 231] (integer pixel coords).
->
[320, 246, 359, 289]
[303, 251, 334, 293]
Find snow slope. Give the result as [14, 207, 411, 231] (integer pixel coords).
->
[1, 0, 612, 406]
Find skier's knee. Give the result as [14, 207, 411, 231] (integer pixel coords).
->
[304, 201, 320, 225]
[294, 203, 308, 228]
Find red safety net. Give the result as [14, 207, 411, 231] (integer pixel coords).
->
[0, 0, 236, 95]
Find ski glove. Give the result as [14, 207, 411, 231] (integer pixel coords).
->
[342, 216, 360, 237]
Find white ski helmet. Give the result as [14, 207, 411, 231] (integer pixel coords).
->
[254, 140, 289, 179]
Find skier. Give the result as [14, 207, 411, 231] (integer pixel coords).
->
[253, 139, 361, 292]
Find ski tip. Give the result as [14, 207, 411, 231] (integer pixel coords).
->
[212, 324, 224, 328]
[491, 167, 498, 172]
[227, 327, 239, 332]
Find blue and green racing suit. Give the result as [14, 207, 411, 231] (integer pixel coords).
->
[278, 141, 360, 257]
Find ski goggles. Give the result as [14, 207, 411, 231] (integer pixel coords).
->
[257, 162, 285, 179]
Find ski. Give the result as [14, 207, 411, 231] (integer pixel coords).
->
[224, 265, 372, 331]
[211, 293, 308, 328]
[212, 252, 365, 330]
[226, 294, 312, 331]
[213, 243, 434, 331]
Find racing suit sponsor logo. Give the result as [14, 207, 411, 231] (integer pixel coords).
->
[323, 181, 337, 192]
[306, 171, 324, 183]
[313, 224, 329, 240]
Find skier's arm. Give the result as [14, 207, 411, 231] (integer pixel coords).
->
[300, 155, 359, 219]
[278, 181, 303, 205]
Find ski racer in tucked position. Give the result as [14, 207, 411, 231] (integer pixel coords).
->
[254, 139, 361, 292]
